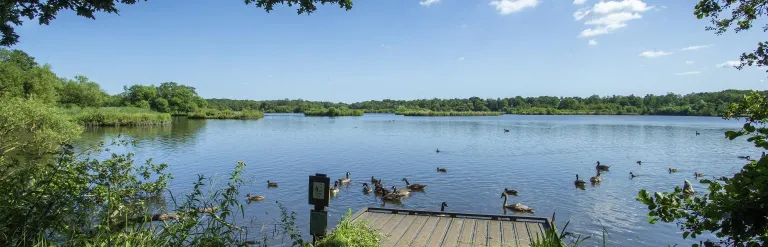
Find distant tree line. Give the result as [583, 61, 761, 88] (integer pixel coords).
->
[208, 91, 760, 116]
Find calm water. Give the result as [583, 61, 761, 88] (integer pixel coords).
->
[80, 114, 757, 246]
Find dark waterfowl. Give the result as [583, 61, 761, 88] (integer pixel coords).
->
[436, 148, 441, 153]
[391, 185, 410, 197]
[683, 180, 695, 194]
[440, 202, 448, 212]
[596, 161, 610, 171]
[574, 174, 587, 186]
[501, 193, 533, 212]
[330, 181, 340, 195]
[668, 168, 678, 173]
[504, 188, 518, 196]
[362, 183, 373, 193]
[737, 155, 751, 161]
[630, 172, 638, 179]
[338, 172, 351, 184]
[246, 194, 265, 201]
[504, 129, 510, 133]
[694, 172, 704, 178]
[637, 160, 642, 165]
[695, 131, 700, 136]
[590, 171, 602, 184]
[267, 180, 278, 187]
[437, 167, 447, 172]
[402, 178, 426, 190]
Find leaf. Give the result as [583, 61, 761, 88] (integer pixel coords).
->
[683, 231, 690, 239]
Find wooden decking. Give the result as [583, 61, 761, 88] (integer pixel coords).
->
[349, 207, 551, 247]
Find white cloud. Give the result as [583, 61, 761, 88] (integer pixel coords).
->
[267, 75, 273, 78]
[489, 0, 540, 15]
[459, 24, 468, 28]
[593, 0, 653, 14]
[576, 0, 652, 38]
[588, 39, 598, 45]
[685, 60, 695, 64]
[574, 0, 587, 5]
[717, 60, 741, 68]
[675, 71, 700, 76]
[761, 79, 765, 82]
[419, 0, 440, 7]
[458, 57, 465, 61]
[681, 44, 714, 51]
[380, 44, 391, 49]
[638, 50, 672, 58]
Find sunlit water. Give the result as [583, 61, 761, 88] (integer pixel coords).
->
[79, 114, 757, 246]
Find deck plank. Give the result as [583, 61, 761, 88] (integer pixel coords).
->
[370, 213, 395, 230]
[394, 215, 429, 247]
[513, 222, 531, 247]
[410, 216, 440, 246]
[383, 215, 417, 247]
[488, 221, 502, 247]
[457, 219, 476, 247]
[473, 220, 489, 246]
[424, 217, 451, 247]
[501, 221, 518, 247]
[440, 218, 463, 247]
[526, 222, 544, 244]
[381, 214, 407, 237]
[355, 212, 379, 224]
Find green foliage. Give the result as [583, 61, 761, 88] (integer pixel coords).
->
[530, 220, 596, 247]
[1, 0, 354, 46]
[0, 49, 60, 104]
[304, 107, 363, 117]
[694, 0, 767, 73]
[0, 97, 82, 156]
[121, 82, 207, 115]
[637, 91, 768, 246]
[187, 108, 265, 119]
[63, 107, 172, 126]
[206, 98, 348, 113]
[312, 210, 381, 247]
[396, 111, 503, 116]
[58, 75, 108, 107]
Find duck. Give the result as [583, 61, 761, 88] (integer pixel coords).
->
[362, 183, 373, 193]
[436, 148, 441, 153]
[246, 194, 265, 201]
[436, 167, 447, 172]
[370, 176, 381, 184]
[637, 160, 642, 165]
[630, 172, 638, 179]
[440, 202, 448, 212]
[504, 129, 510, 133]
[668, 168, 678, 173]
[402, 178, 426, 190]
[574, 174, 587, 186]
[338, 172, 351, 184]
[737, 155, 751, 161]
[590, 171, 602, 183]
[695, 131, 700, 136]
[683, 180, 695, 194]
[694, 172, 704, 178]
[267, 180, 278, 187]
[381, 191, 403, 202]
[330, 181, 340, 195]
[391, 185, 410, 197]
[501, 193, 533, 212]
[504, 188, 518, 196]
[596, 161, 610, 171]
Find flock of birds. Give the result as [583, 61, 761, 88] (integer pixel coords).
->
[243, 130, 757, 215]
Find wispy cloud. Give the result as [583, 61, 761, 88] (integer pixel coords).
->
[489, 0, 540, 15]
[380, 44, 392, 49]
[639, 50, 672, 58]
[458, 57, 465, 61]
[717, 60, 741, 68]
[681, 44, 714, 51]
[685, 61, 695, 64]
[675, 71, 700, 76]
[588, 39, 598, 46]
[576, 0, 653, 38]
[420, 0, 440, 7]
[459, 24, 468, 28]
[574, 0, 587, 5]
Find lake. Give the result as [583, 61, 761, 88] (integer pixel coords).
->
[80, 114, 757, 246]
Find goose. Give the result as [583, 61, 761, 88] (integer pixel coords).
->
[630, 172, 638, 178]
[246, 194, 265, 201]
[668, 168, 678, 173]
[267, 180, 278, 187]
[590, 171, 602, 183]
[694, 172, 704, 178]
[501, 193, 533, 212]
[330, 181, 340, 195]
[440, 202, 448, 212]
[504, 188, 518, 196]
[370, 176, 381, 184]
[574, 174, 587, 186]
[504, 129, 510, 133]
[436, 167, 447, 172]
[637, 160, 642, 165]
[338, 172, 351, 184]
[374, 184, 391, 195]
[737, 155, 751, 161]
[596, 161, 610, 171]
[391, 185, 410, 197]
[381, 191, 403, 202]
[436, 148, 441, 153]
[695, 131, 700, 136]
[402, 178, 426, 190]
[683, 180, 695, 194]
[362, 183, 373, 193]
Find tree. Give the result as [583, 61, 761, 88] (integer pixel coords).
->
[695, 0, 767, 73]
[0, 0, 353, 46]
[58, 75, 108, 107]
[0, 49, 59, 104]
[0, 97, 82, 156]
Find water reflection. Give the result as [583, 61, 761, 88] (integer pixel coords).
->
[79, 117, 207, 149]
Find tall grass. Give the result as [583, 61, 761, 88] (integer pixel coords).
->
[396, 111, 504, 116]
[62, 107, 172, 126]
[531, 217, 609, 247]
[187, 108, 264, 119]
[304, 107, 364, 117]
[313, 210, 382, 247]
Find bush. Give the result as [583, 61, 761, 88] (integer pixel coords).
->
[313, 210, 382, 247]
[187, 108, 264, 119]
[304, 108, 364, 117]
[0, 97, 82, 156]
[63, 107, 172, 126]
[396, 111, 503, 116]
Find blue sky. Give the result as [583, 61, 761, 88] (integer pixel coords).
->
[12, 0, 768, 102]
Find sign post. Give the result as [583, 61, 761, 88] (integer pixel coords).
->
[308, 173, 330, 242]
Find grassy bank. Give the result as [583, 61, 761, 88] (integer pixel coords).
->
[62, 107, 172, 126]
[187, 108, 264, 119]
[304, 107, 364, 117]
[397, 111, 504, 116]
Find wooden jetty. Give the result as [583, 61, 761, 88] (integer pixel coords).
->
[349, 207, 551, 247]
